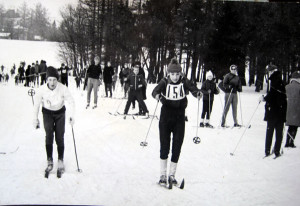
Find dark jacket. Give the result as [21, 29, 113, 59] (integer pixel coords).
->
[87, 64, 102, 79]
[58, 66, 70, 78]
[126, 73, 147, 91]
[152, 76, 200, 111]
[263, 71, 287, 122]
[223, 73, 242, 93]
[201, 79, 219, 101]
[103, 66, 114, 84]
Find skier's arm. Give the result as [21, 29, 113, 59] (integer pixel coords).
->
[184, 77, 201, 98]
[33, 89, 43, 128]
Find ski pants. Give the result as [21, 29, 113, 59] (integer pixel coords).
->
[265, 119, 284, 155]
[105, 83, 113, 97]
[221, 93, 238, 125]
[42, 106, 66, 160]
[87, 78, 100, 105]
[61, 76, 68, 87]
[201, 100, 214, 120]
[159, 106, 185, 163]
[124, 89, 148, 114]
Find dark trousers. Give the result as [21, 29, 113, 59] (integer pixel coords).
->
[159, 106, 185, 163]
[286, 125, 298, 146]
[61, 76, 68, 87]
[265, 119, 284, 155]
[42, 107, 66, 160]
[124, 90, 148, 114]
[201, 100, 213, 119]
[105, 83, 112, 97]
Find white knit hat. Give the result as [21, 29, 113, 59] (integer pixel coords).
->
[206, 70, 213, 78]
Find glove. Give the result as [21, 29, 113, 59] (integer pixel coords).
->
[138, 84, 143, 88]
[69, 117, 75, 126]
[197, 91, 202, 100]
[33, 119, 40, 129]
[259, 95, 265, 103]
[155, 94, 161, 101]
[207, 89, 211, 94]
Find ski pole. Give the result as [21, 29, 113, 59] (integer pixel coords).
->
[230, 101, 261, 156]
[238, 92, 244, 126]
[71, 125, 82, 172]
[193, 98, 201, 144]
[140, 100, 160, 147]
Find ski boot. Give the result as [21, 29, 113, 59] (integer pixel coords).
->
[45, 158, 53, 178]
[86, 103, 90, 109]
[57, 159, 65, 178]
[168, 175, 178, 185]
[199, 122, 204, 127]
[205, 123, 214, 128]
[92, 104, 97, 109]
[158, 175, 167, 186]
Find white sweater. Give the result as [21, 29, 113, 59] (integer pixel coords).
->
[33, 82, 75, 119]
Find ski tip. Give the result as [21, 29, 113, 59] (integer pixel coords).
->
[179, 179, 185, 189]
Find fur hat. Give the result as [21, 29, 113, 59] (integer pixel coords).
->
[167, 58, 182, 73]
[46, 66, 59, 80]
[291, 71, 300, 79]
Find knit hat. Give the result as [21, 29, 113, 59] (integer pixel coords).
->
[133, 61, 141, 67]
[206, 70, 213, 78]
[267, 64, 277, 72]
[167, 58, 182, 73]
[291, 71, 300, 79]
[46, 66, 59, 80]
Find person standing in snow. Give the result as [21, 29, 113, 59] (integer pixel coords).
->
[103, 61, 114, 97]
[259, 64, 287, 157]
[58, 63, 70, 87]
[123, 64, 149, 115]
[152, 58, 202, 186]
[86, 56, 102, 109]
[33, 66, 75, 174]
[200, 70, 220, 128]
[221, 64, 242, 127]
[284, 70, 300, 148]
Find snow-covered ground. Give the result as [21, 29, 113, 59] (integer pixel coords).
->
[0, 39, 300, 206]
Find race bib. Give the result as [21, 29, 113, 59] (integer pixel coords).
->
[165, 83, 185, 100]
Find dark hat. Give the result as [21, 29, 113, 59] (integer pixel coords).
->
[133, 61, 141, 67]
[46, 66, 59, 80]
[291, 71, 300, 79]
[61, 63, 65, 66]
[230, 64, 237, 71]
[167, 58, 182, 73]
[267, 64, 278, 72]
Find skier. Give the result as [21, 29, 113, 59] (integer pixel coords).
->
[123, 64, 149, 116]
[200, 70, 220, 128]
[75, 74, 82, 90]
[221, 64, 242, 127]
[33, 66, 75, 177]
[259, 64, 287, 157]
[284, 70, 300, 148]
[103, 61, 114, 97]
[58, 63, 70, 87]
[152, 58, 202, 186]
[86, 56, 102, 109]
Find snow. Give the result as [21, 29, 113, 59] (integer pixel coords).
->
[1, 39, 300, 206]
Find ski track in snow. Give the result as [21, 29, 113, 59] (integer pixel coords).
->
[0, 40, 300, 206]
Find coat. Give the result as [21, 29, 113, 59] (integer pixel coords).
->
[286, 79, 300, 126]
[103, 66, 114, 84]
[263, 71, 287, 122]
[201, 79, 219, 102]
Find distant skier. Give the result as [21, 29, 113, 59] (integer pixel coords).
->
[75, 74, 82, 89]
[103, 61, 114, 97]
[200, 70, 220, 128]
[86, 56, 102, 109]
[123, 64, 148, 115]
[58, 63, 70, 87]
[152, 58, 202, 186]
[33, 66, 75, 177]
[259, 64, 287, 157]
[284, 70, 300, 148]
[220, 64, 242, 127]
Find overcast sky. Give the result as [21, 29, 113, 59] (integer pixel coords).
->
[0, 0, 78, 22]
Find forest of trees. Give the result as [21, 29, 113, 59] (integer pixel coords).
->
[58, 0, 300, 88]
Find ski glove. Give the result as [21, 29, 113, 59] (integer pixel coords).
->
[33, 119, 40, 129]
[69, 117, 75, 126]
[197, 91, 203, 100]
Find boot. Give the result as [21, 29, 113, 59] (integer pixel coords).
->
[58, 159, 65, 173]
[168, 162, 178, 185]
[159, 159, 167, 185]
